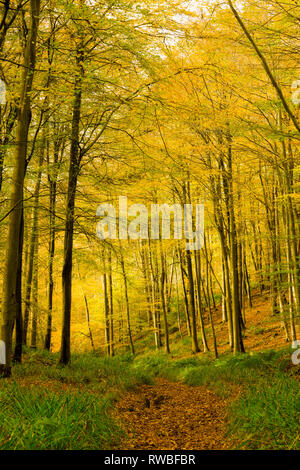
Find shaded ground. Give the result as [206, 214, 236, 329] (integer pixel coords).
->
[112, 378, 234, 450]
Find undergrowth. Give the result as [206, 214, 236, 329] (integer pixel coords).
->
[0, 384, 122, 450]
[0, 346, 298, 450]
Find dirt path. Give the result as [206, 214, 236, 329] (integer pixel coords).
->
[112, 378, 232, 450]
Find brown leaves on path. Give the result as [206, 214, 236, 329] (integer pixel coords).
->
[112, 378, 231, 450]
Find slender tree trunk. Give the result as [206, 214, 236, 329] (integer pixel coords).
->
[30, 243, 38, 349]
[226, 127, 245, 354]
[148, 239, 162, 348]
[23, 148, 44, 345]
[186, 247, 200, 353]
[244, 253, 252, 308]
[159, 240, 170, 354]
[84, 292, 95, 350]
[221, 258, 227, 322]
[59, 44, 84, 365]
[204, 235, 218, 358]
[44, 140, 60, 350]
[214, 157, 234, 350]
[119, 244, 135, 355]
[194, 250, 209, 352]
[179, 247, 191, 336]
[140, 241, 152, 327]
[13, 211, 24, 362]
[0, 105, 17, 192]
[44, 178, 56, 350]
[108, 247, 114, 356]
[175, 267, 183, 339]
[102, 252, 110, 355]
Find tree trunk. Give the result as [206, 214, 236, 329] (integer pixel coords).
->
[226, 127, 244, 354]
[159, 240, 170, 354]
[119, 243, 135, 355]
[59, 44, 84, 365]
[13, 210, 24, 362]
[194, 250, 209, 352]
[0, 0, 40, 377]
[108, 247, 114, 356]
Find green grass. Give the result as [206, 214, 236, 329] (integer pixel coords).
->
[248, 325, 268, 335]
[14, 349, 152, 392]
[228, 375, 299, 449]
[0, 383, 122, 450]
[0, 348, 154, 450]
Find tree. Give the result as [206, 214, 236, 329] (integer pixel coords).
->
[0, 0, 41, 377]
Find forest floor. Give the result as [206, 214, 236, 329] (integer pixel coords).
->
[112, 378, 236, 450]
[0, 289, 299, 450]
[172, 288, 296, 358]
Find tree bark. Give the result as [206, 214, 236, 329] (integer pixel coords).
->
[59, 43, 84, 365]
[0, 0, 40, 376]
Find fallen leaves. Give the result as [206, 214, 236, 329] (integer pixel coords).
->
[112, 378, 232, 450]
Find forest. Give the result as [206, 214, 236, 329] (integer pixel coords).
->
[0, 0, 299, 452]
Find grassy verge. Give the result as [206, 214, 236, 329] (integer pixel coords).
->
[0, 384, 121, 450]
[13, 348, 152, 392]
